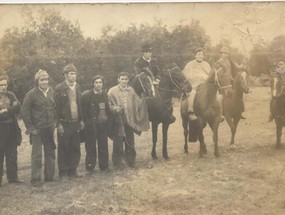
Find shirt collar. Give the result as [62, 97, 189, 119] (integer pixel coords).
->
[142, 56, 151, 63]
[66, 81, 76, 89]
[38, 87, 49, 95]
[118, 84, 130, 91]
[94, 90, 103, 94]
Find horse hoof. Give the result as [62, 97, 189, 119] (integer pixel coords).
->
[152, 155, 158, 160]
[184, 149, 189, 154]
[164, 156, 170, 160]
[214, 152, 221, 157]
[275, 144, 281, 150]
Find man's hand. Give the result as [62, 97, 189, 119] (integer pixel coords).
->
[80, 121, 85, 130]
[115, 106, 123, 113]
[57, 124, 64, 135]
[0, 108, 7, 114]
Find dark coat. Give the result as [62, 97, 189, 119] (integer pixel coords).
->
[81, 90, 114, 139]
[54, 81, 82, 125]
[134, 56, 161, 80]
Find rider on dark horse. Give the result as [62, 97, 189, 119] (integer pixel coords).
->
[215, 46, 246, 120]
[134, 43, 176, 124]
[269, 59, 285, 122]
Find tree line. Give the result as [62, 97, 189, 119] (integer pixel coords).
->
[0, 9, 284, 101]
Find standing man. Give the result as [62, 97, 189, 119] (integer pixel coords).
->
[54, 63, 84, 181]
[269, 59, 285, 122]
[134, 43, 161, 85]
[81, 75, 111, 174]
[182, 48, 211, 121]
[0, 74, 22, 187]
[108, 72, 140, 168]
[21, 70, 56, 187]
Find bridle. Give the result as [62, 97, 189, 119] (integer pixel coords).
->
[137, 72, 152, 95]
[214, 67, 232, 90]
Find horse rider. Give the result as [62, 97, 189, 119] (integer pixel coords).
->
[215, 46, 246, 120]
[134, 43, 176, 124]
[134, 43, 161, 86]
[269, 59, 285, 122]
[182, 47, 211, 121]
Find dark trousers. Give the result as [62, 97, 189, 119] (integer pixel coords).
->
[30, 127, 55, 182]
[0, 123, 18, 184]
[57, 121, 81, 177]
[112, 124, 136, 167]
[85, 122, 109, 171]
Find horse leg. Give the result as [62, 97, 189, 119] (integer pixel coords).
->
[198, 130, 207, 157]
[209, 117, 220, 157]
[162, 122, 170, 160]
[231, 116, 240, 145]
[224, 114, 235, 145]
[182, 116, 189, 153]
[151, 121, 159, 159]
[275, 120, 282, 149]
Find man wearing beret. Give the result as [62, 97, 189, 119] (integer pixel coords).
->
[54, 63, 84, 181]
[21, 70, 56, 187]
[0, 74, 22, 187]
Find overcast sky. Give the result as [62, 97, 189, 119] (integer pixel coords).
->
[0, 2, 285, 55]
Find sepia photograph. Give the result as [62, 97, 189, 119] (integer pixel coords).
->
[0, 2, 285, 214]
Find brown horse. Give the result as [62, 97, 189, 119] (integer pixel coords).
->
[148, 63, 191, 160]
[180, 68, 229, 157]
[270, 75, 285, 149]
[223, 71, 250, 144]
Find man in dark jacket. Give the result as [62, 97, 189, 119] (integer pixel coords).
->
[54, 63, 84, 181]
[21, 70, 56, 187]
[134, 44, 161, 85]
[0, 74, 22, 186]
[81, 75, 112, 174]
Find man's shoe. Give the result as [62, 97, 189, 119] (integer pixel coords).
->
[100, 168, 111, 173]
[31, 180, 43, 187]
[86, 170, 94, 176]
[8, 179, 23, 184]
[189, 113, 198, 121]
[70, 172, 82, 178]
[60, 175, 70, 182]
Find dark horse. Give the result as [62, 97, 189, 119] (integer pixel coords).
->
[223, 71, 250, 144]
[148, 63, 191, 160]
[270, 75, 285, 149]
[129, 72, 153, 97]
[180, 68, 229, 157]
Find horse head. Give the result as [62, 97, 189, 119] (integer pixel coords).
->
[235, 71, 250, 94]
[130, 72, 153, 97]
[214, 65, 233, 96]
[271, 75, 284, 98]
[163, 62, 192, 94]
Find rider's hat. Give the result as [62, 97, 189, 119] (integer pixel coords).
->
[142, 44, 152, 53]
[220, 46, 230, 54]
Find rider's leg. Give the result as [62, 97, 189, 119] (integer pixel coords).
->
[269, 98, 276, 122]
[188, 90, 198, 121]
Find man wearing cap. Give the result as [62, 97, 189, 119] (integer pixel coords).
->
[21, 69, 56, 187]
[0, 74, 22, 187]
[215, 46, 246, 120]
[81, 75, 112, 174]
[134, 44, 161, 85]
[54, 63, 84, 181]
[182, 48, 211, 121]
